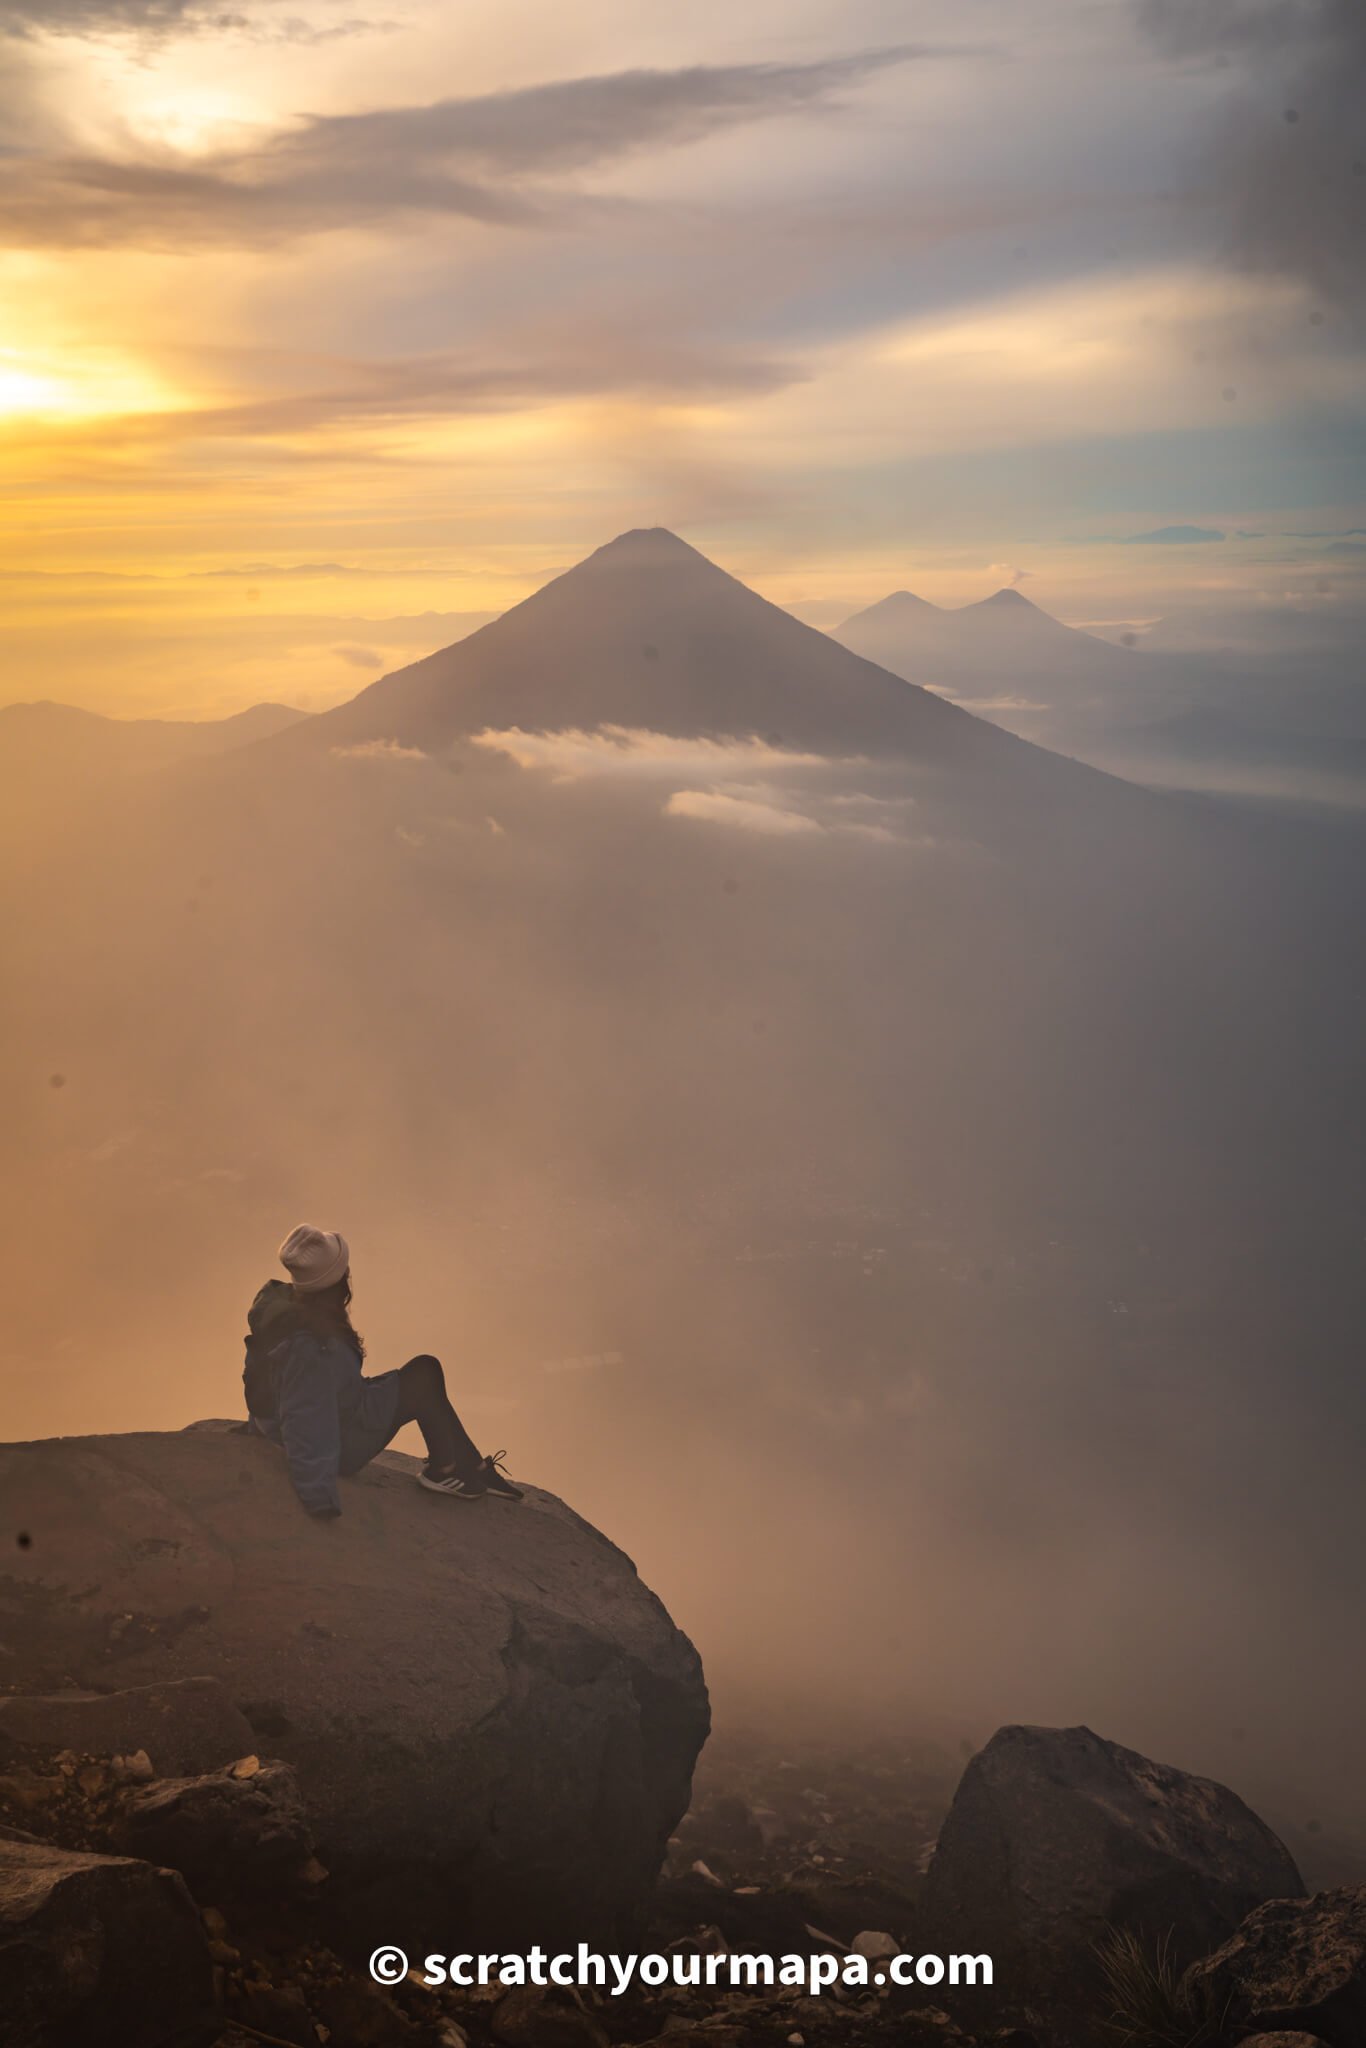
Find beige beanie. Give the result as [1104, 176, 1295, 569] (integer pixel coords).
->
[278, 1224, 350, 1294]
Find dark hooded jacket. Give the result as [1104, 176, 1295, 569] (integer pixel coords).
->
[243, 1280, 400, 1516]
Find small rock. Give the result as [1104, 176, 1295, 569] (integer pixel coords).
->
[437, 2023, 469, 2048]
[491, 1985, 610, 2048]
[0, 1770, 60, 1811]
[230, 1753, 262, 1780]
[114, 1749, 156, 1784]
[228, 1978, 316, 2048]
[75, 1762, 107, 1798]
[299, 1855, 330, 1884]
[691, 1859, 725, 1887]
[454, 1979, 505, 2007]
[1237, 2035, 1335, 2046]
[312, 1976, 416, 2047]
[788, 2035, 805, 2045]
[201, 1904, 229, 1937]
[113, 1759, 313, 1897]
[850, 1930, 899, 1961]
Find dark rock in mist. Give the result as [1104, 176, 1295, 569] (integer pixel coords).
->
[1183, 1884, 1366, 2047]
[0, 1826, 214, 2048]
[0, 1677, 255, 1779]
[0, 1423, 709, 1945]
[923, 1723, 1303, 1992]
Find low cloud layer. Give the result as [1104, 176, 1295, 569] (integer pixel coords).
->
[474, 724, 919, 843]
[470, 726, 841, 781]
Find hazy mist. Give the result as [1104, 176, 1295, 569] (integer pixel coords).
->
[3, 531, 1364, 1866]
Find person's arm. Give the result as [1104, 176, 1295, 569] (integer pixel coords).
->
[276, 1335, 343, 1517]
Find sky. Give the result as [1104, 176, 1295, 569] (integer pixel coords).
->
[1, 0, 1363, 716]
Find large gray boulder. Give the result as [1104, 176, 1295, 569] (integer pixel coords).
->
[0, 1425, 709, 1944]
[923, 1724, 1303, 1991]
[0, 1826, 214, 2048]
[1182, 1885, 1366, 2047]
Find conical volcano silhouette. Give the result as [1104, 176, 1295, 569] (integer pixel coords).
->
[284, 529, 1022, 764]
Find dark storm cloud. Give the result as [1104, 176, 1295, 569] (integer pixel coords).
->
[0, 48, 932, 249]
[1137, 0, 1366, 324]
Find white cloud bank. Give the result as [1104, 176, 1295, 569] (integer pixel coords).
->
[474, 723, 918, 844]
[470, 725, 842, 781]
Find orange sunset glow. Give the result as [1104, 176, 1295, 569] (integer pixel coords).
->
[3, 12, 1366, 2045]
[1, 0, 1361, 717]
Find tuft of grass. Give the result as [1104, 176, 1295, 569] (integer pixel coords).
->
[1093, 1926, 1223, 2048]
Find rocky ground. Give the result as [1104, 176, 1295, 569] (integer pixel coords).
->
[0, 1717, 1025, 2048]
[10, 1707, 1365, 2048]
[5, 1428, 1365, 2048]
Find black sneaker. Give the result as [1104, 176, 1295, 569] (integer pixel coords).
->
[480, 1451, 524, 1500]
[418, 1463, 487, 1500]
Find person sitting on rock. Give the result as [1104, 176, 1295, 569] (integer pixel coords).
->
[242, 1223, 522, 1516]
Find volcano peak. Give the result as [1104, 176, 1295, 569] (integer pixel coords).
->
[582, 528, 709, 571]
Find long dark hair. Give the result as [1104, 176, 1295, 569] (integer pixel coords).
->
[292, 1272, 364, 1357]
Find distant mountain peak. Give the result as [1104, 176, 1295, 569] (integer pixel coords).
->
[837, 589, 940, 631]
[977, 587, 1038, 610]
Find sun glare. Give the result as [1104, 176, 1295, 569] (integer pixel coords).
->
[0, 357, 69, 417]
[119, 82, 263, 157]
[0, 345, 184, 423]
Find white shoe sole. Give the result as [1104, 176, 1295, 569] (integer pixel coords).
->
[418, 1473, 486, 1499]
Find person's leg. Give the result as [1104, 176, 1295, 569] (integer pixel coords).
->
[388, 1354, 483, 1482]
[338, 1356, 521, 1498]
